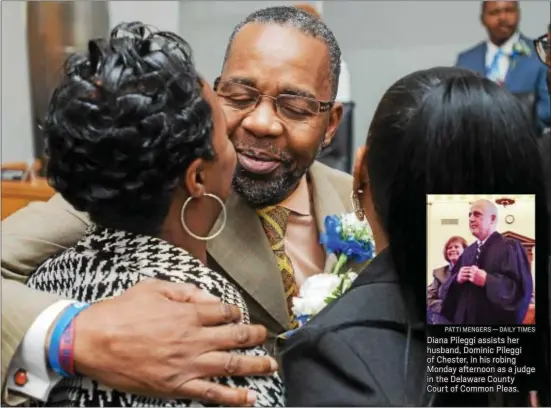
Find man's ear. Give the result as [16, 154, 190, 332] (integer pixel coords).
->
[183, 158, 206, 198]
[352, 145, 369, 193]
[322, 102, 344, 147]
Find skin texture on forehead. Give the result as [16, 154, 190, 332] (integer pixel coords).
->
[468, 200, 498, 241]
[222, 23, 332, 100]
[471, 199, 498, 217]
[220, 20, 340, 208]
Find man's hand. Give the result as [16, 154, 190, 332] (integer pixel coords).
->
[70, 279, 276, 406]
[457, 266, 471, 283]
[468, 265, 487, 287]
[529, 390, 539, 407]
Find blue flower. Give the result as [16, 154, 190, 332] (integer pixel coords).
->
[277, 213, 376, 341]
[320, 214, 375, 264]
[320, 215, 344, 252]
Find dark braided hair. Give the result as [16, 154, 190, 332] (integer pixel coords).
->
[44, 22, 214, 236]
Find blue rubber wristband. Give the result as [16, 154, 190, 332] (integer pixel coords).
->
[48, 302, 90, 377]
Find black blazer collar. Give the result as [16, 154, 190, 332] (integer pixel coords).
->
[351, 248, 397, 288]
[481, 231, 501, 247]
[350, 248, 424, 331]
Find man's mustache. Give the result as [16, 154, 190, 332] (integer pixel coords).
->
[233, 141, 293, 164]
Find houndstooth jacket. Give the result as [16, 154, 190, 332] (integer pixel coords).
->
[27, 225, 284, 407]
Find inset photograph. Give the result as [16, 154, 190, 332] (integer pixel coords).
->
[426, 195, 535, 325]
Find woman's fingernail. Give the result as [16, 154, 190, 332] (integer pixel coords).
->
[270, 358, 278, 371]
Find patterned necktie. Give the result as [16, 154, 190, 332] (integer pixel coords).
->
[257, 206, 298, 328]
[475, 241, 483, 265]
[486, 48, 504, 83]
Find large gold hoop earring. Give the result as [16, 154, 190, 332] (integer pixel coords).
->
[180, 193, 227, 241]
[351, 189, 365, 221]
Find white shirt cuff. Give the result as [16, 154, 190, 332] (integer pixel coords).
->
[6, 300, 78, 401]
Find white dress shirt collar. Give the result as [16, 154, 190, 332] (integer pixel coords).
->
[477, 230, 496, 246]
[487, 31, 521, 57]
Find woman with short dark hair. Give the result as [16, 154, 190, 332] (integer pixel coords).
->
[282, 67, 549, 406]
[26, 22, 284, 407]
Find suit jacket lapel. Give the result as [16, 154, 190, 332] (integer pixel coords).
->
[207, 162, 352, 328]
[504, 35, 531, 89]
[433, 266, 449, 283]
[504, 53, 528, 89]
[474, 43, 487, 76]
[309, 162, 350, 274]
[207, 191, 289, 329]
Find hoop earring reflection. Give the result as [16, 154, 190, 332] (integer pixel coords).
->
[180, 193, 227, 241]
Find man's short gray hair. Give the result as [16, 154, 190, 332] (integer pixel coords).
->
[223, 6, 341, 100]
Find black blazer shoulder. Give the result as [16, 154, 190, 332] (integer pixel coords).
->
[281, 250, 427, 407]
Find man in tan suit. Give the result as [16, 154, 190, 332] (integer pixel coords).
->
[2, 6, 353, 406]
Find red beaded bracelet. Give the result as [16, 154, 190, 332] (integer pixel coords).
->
[58, 320, 76, 376]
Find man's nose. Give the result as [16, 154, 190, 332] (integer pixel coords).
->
[241, 98, 284, 138]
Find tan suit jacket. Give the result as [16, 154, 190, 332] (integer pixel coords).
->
[1, 161, 353, 396]
[426, 266, 449, 314]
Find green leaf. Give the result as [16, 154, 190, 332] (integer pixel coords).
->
[332, 254, 348, 275]
[325, 295, 338, 304]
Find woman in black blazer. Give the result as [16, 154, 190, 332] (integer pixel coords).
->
[281, 67, 550, 406]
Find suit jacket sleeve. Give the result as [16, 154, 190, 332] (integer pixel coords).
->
[2, 193, 90, 279]
[1, 194, 89, 397]
[536, 63, 550, 128]
[283, 330, 386, 407]
[455, 51, 468, 68]
[1, 279, 61, 388]
[427, 273, 442, 312]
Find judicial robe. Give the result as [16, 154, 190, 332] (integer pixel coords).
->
[441, 231, 532, 325]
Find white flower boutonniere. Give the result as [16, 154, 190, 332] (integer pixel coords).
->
[291, 270, 358, 321]
[510, 39, 532, 68]
[279, 213, 375, 338]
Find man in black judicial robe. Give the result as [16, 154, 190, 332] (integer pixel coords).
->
[441, 199, 532, 325]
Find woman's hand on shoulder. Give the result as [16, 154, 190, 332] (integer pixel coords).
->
[71, 279, 277, 406]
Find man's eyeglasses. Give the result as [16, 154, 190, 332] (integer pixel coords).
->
[533, 34, 550, 66]
[213, 77, 334, 121]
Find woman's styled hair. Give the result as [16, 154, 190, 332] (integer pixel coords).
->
[442, 236, 468, 263]
[364, 67, 549, 405]
[44, 22, 214, 236]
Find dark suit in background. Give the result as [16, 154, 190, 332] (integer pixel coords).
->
[456, 34, 550, 131]
[441, 232, 532, 325]
[282, 249, 426, 406]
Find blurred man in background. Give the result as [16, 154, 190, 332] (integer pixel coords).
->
[538, 24, 550, 93]
[534, 25, 551, 249]
[456, 1, 549, 132]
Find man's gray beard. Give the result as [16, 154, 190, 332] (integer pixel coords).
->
[232, 142, 324, 208]
[232, 165, 307, 209]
